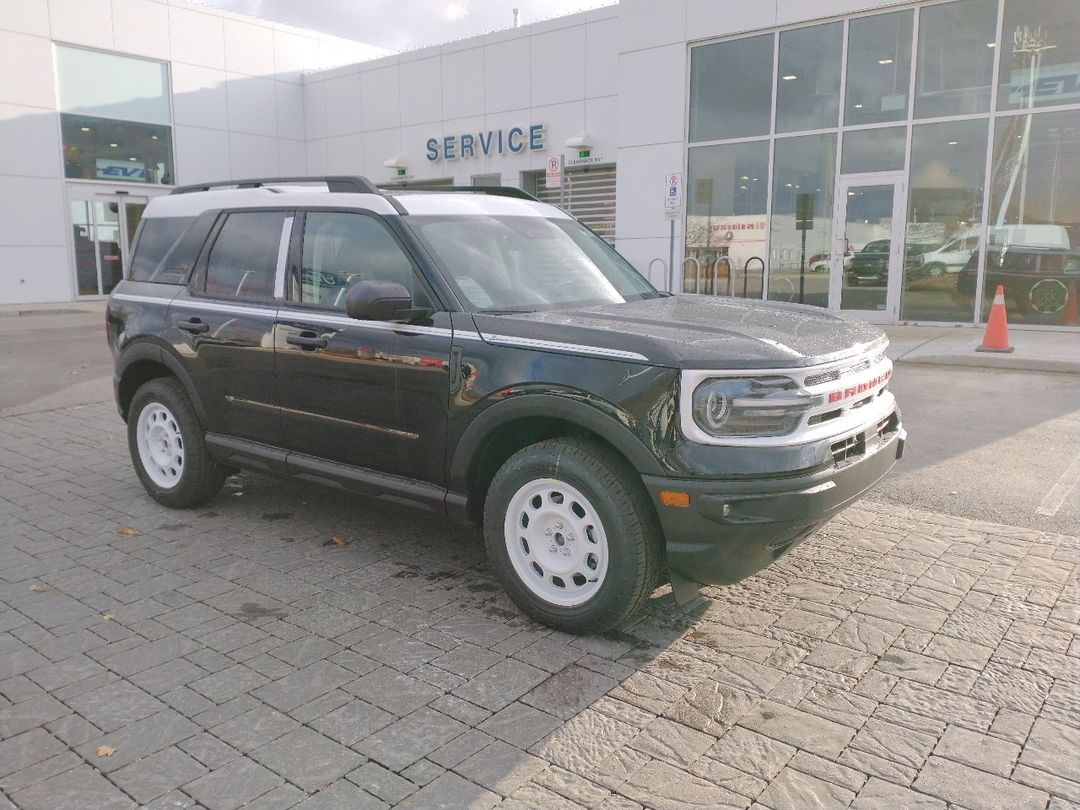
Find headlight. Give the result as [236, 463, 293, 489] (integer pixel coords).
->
[691, 377, 811, 437]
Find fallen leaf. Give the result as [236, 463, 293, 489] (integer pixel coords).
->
[116, 527, 141, 538]
[29, 584, 48, 592]
[101, 613, 114, 621]
[331, 536, 347, 547]
[96, 745, 116, 758]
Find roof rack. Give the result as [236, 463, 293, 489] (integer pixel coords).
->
[379, 185, 540, 203]
[170, 176, 381, 195]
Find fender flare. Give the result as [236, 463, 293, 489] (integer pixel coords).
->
[116, 340, 208, 423]
[448, 392, 666, 494]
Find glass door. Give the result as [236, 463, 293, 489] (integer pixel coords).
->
[832, 173, 906, 322]
[69, 192, 149, 296]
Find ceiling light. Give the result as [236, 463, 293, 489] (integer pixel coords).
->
[80, 126, 91, 132]
[109, 143, 118, 148]
[128, 156, 137, 161]
[947, 140, 959, 145]
[782, 74, 797, 80]
[151, 134, 159, 140]
[739, 185, 748, 190]
[854, 103, 863, 109]
[986, 42, 996, 48]
[740, 176, 749, 180]
[785, 183, 793, 187]
[878, 58, 894, 65]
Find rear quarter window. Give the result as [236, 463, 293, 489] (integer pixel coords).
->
[129, 215, 199, 284]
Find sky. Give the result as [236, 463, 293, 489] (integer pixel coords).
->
[199, 0, 617, 52]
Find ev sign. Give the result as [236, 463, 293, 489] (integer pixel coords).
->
[546, 155, 563, 190]
[96, 158, 146, 181]
[665, 172, 683, 220]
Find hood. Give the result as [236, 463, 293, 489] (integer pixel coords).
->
[471, 295, 887, 369]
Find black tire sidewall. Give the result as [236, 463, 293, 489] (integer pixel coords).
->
[483, 440, 656, 633]
[127, 378, 222, 508]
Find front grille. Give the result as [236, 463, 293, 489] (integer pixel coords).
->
[829, 410, 900, 465]
[804, 351, 887, 388]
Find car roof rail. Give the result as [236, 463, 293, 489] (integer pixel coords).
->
[170, 176, 381, 195]
[379, 185, 540, 203]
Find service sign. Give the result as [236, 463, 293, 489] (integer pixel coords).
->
[96, 159, 146, 181]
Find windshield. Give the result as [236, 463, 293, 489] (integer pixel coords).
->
[406, 215, 658, 312]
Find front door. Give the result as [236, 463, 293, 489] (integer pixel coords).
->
[68, 190, 151, 296]
[832, 173, 906, 322]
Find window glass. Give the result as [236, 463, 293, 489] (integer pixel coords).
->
[776, 23, 843, 133]
[685, 141, 770, 297]
[997, 0, 1080, 110]
[841, 126, 907, 173]
[56, 46, 171, 125]
[299, 213, 416, 308]
[689, 35, 774, 142]
[915, 0, 997, 118]
[61, 114, 174, 185]
[409, 216, 654, 312]
[983, 109, 1080, 325]
[845, 11, 914, 125]
[205, 212, 288, 300]
[901, 119, 989, 322]
[769, 133, 837, 307]
[129, 217, 194, 283]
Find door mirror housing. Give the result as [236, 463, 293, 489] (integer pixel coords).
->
[345, 280, 412, 321]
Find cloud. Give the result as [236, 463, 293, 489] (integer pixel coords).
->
[197, 0, 616, 52]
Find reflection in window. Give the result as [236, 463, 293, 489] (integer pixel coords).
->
[56, 46, 171, 124]
[685, 142, 769, 297]
[769, 134, 837, 307]
[776, 23, 843, 133]
[998, 0, 1080, 111]
[845, 11, 914, 125]
[901, 119, 988, 322]
[689, 35, 774, 142]
[205, 212, 289, 300]
[915, 0, 997, 118]
[61, 114, 174, 184]
[983, 109, 1080, 326]
[841, 126, 907, 173]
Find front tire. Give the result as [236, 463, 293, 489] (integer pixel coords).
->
[127, 378, 226, 508]
[483, 438, 663, 634]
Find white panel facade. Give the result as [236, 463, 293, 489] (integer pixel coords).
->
[398, 56, 443, 126]
[0, 103, 62, 179]
[171, 63, 229, 130]
[112, 0, 170, 58]
[0, 31, 56, 109]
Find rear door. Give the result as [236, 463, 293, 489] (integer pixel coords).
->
[274, 210, 453, 483]
[166, 209, 292, 446]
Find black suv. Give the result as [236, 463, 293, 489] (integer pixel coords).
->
[107, 176, 905, 633]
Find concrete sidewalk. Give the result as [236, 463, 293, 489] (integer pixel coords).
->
[885, 325, 1079, 374]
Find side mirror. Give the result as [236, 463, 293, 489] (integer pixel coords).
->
[345, 280, 412, 321]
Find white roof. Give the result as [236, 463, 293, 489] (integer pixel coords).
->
[144, 186, 566, 220]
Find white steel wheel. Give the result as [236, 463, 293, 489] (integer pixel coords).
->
[503, 478, 610, 608]
[135, 401, 185, 489]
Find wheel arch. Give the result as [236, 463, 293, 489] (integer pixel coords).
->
[450, 393, 665, 524]
[117, 342, 207, 424]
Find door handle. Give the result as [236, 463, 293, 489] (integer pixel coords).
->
[177, 318, 209, 334]
[286, 331, 328, 350]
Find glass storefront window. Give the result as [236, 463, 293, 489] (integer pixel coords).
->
[997, 0, 1080, 111]
[56, 46, 171, 125]
[768, 134, 837, 307]
[915, 0, 997, 118]
[841, 126, 907, 173]
[776, 23, 843, 133]
[845, 11, 914, 126]
[61, 114, 174, 184]
[984, 109, 1080, 326]
[685, 142, 769, 297]
[901, 119, 989, 322]
[689, 35, 774, 142]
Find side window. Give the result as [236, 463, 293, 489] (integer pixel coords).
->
[129, 216, 193, 283]
[204, 211, 288, 300]
[297, 212, 418, 309]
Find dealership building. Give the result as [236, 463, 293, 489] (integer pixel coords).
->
[2, 0, 1078, 330]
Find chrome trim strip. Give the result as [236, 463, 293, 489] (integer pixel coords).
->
[172, 299, 278, 318]
[479, 332, 649, 362]
[276, 308, 455, 338]
[274, 216, 293, 300]
[111, 293, 175, 307]
[224, 396, 419, 440]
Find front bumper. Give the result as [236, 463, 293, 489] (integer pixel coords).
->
[643, 419, 905, 587]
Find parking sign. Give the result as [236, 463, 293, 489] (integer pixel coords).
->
[665, 173, 683, 209]
[546, 155, 563, 190]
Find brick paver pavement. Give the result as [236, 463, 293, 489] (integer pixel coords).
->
[1, 401, 1078, 809]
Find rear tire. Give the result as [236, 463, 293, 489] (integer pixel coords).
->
[483, 438, 663, 634]
[127, 378, 226, 508]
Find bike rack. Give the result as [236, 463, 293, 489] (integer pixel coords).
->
[646, 258, 668, 291]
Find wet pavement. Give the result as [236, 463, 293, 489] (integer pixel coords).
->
[1, 400, 1078, 809]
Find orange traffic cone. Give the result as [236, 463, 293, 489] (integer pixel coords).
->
[1062, 279, 1078, 326]
[976, 284, 1014, 353]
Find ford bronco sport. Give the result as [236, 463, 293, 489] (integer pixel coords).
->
[106, 176, 905, 633]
